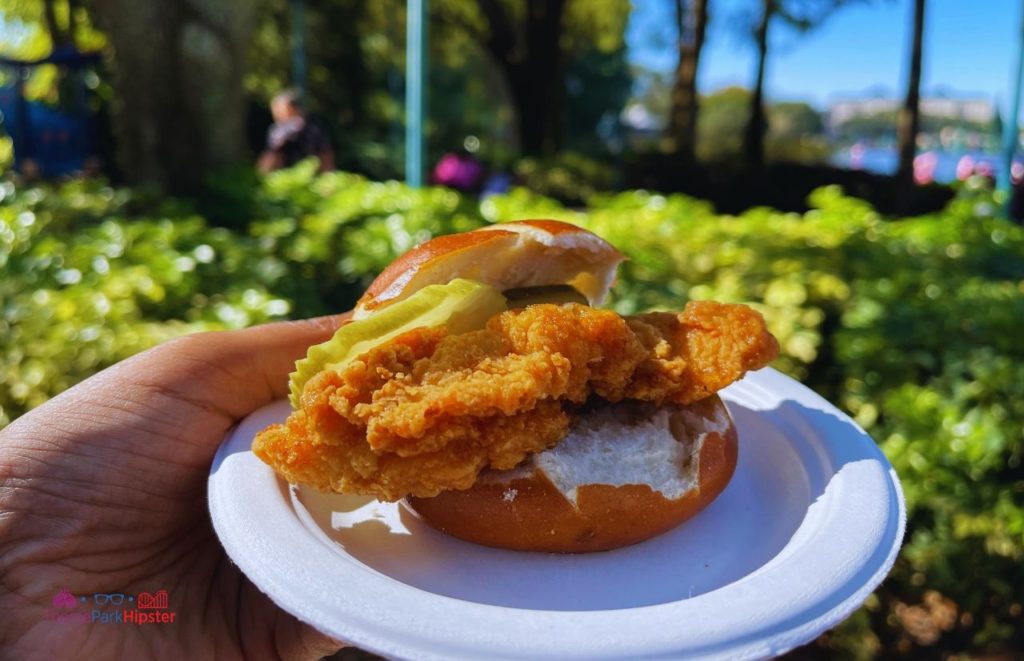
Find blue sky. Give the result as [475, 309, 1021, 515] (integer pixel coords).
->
[627, 0, 1021, 110]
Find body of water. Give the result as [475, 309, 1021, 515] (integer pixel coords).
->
[830, 146, 1021, 184]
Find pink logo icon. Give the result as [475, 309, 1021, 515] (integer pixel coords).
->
[52, 589, 77, 610]
[137, 590, 168, 610]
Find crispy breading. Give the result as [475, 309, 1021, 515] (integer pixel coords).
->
[253, 302, 778, 500]
[623, 300, 783, 404]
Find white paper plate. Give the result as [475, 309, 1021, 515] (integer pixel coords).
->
[209, 368, 904, 660]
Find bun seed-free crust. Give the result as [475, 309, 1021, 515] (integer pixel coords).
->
[405, 395, 738, 553]
[353, 220, 624, 318]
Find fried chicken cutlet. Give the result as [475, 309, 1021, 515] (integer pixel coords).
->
[253, 301, 778, 501]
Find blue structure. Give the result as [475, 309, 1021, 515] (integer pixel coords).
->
[405, 0, 427, 187]
[0, 46, 102, 177]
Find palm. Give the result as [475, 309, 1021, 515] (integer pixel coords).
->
[0, 320, 343, 659]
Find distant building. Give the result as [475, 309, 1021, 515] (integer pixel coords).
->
[829, 98, 899, 127]
[828, 96, 994, 130]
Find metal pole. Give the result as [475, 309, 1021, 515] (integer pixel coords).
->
[1000, 0, 1024, 208]
[290, 0, 308, 102]
[405, 0, 427, 187]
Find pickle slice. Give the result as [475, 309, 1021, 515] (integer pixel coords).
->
[288, 279, 507, 408]
[502, 284, 588, 308]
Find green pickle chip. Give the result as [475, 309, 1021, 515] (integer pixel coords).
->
[288, 279, 507, 408]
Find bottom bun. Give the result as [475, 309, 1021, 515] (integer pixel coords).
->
[404, 394, 738, 553]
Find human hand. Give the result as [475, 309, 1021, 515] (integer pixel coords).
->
[0, 316, 349, 659]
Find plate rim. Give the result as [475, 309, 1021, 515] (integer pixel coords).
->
[208, 367, 905, 660]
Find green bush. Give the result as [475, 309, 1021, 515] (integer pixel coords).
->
[0, 136, 13, 173]
[2, 166, 1022, 656]
[513, 151, 616, 205]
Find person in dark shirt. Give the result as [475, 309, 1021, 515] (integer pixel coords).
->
[257, 89, 334, 173]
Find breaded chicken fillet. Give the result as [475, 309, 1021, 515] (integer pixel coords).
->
[253, 301, 778, 501]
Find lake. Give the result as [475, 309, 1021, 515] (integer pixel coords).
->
[829, 146, 1019, 184]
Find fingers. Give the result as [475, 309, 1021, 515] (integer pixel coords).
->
[276, 620, 346, 661]
[153, 313, 351, 420]
[0, 313, 352, 478]
[196, 314, 347, 397]
[55, 315, 352, 429]
[241, 580, 347, 661]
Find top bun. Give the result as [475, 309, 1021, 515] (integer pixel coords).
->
[353, 220, 624, 319]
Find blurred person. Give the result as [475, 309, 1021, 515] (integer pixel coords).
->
[955, 154, 975, 181]
[849, 141, 866, 170]
[0, 316, 350, 658]
[258, 89, 334, 174]
[913, 151, 938, 185]
[1012, 161, 1024, 184]
[430, 148, 485, 192]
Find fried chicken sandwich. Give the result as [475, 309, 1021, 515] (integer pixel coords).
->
[253, 220, 779, 552]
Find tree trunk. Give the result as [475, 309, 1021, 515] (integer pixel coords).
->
[67, 0, 80, 41]
[897, 0, 926, 188]
[476, 0, 567, 156]
[84, 0, 255, 193]
[744, 0, 772, 169]
[42, 0, 70, 48]
[526, 0, 567, 155]
[667, 0, 708, 162]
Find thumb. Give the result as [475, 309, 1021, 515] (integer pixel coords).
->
[5, 314, 349, 461]
[119, 313, 351, 421]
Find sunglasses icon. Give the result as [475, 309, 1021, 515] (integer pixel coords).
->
[93, 593, 127, 605]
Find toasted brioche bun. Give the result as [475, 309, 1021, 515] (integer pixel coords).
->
[405, 395, 738, 553]
[353, 220, 624, 318]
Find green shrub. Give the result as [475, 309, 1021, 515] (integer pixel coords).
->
[2, 168, 1022, 656]
[0, 179, 307, 425]
[0, 136, 13, 173]
[513, 151, 615, 205]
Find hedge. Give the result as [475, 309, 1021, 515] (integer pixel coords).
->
[2, 162, 1022, 656]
